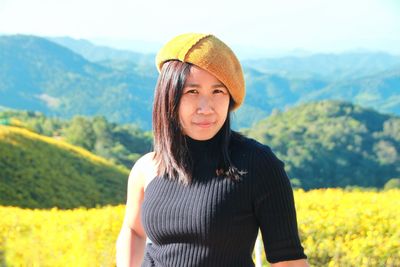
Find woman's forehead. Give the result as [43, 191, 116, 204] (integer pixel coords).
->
[186, 65, 223, 84]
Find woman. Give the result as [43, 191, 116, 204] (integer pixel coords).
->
[116, 33, 308, 267]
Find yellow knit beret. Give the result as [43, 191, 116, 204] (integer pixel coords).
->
[155, 33, 245, 110]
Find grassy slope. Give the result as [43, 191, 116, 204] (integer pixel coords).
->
[0, 125, 130, 209]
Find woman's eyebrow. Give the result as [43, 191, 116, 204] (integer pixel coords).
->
[184, 83, 226, 88]
[212, 83, 227, 88]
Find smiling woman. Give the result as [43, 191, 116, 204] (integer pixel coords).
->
[179, 65, 231, 141]
[116, 33, 309, 267]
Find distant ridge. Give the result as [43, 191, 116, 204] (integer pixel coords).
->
[48, 36, 155, 63]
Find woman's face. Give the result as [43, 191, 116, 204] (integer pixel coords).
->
[179, 65, 230, 141]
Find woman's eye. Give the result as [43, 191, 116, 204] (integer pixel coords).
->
[214, 89, 226, 94]
[185, 89, 198, 94]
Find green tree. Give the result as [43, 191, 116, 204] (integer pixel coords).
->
[64, 116, 95, 150]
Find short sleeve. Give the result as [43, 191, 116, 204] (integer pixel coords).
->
[251, 144, 307, 263]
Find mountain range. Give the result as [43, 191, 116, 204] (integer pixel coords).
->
[0, 34, 399, 130]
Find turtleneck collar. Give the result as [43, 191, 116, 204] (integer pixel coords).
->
[184, 129, 225, 180]
[184, 128, 224, 155]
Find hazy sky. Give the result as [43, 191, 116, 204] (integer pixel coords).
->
[1, 0, 399, 56]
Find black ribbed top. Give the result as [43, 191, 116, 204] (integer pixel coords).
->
[141, 131, 307, 266]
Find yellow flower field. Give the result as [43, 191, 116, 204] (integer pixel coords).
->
[295, 188, 400, 267]
[0, 189, 399, 267]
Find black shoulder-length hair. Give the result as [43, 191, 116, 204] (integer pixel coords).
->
[152, 60, 244, 185]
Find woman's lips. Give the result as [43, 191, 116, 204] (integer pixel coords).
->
[193, 121, 215, 128]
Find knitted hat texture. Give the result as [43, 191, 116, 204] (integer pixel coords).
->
[155, 33, 245, 110]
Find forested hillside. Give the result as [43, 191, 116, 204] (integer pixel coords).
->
[245, 100, 400, 189]
[1, 100, 399, 192]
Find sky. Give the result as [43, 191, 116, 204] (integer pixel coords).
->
[0, 0, 399, 57]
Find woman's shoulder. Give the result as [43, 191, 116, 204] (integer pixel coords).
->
[230, 131, 284, 167]
[129, 152, 158, 191]
[135, 151, 156, 165]
[230, 131, 274, 155]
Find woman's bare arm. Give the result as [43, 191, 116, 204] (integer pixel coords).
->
[116, 153, 154, 267]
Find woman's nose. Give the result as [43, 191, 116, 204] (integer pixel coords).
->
[197, 95, 214, 114]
